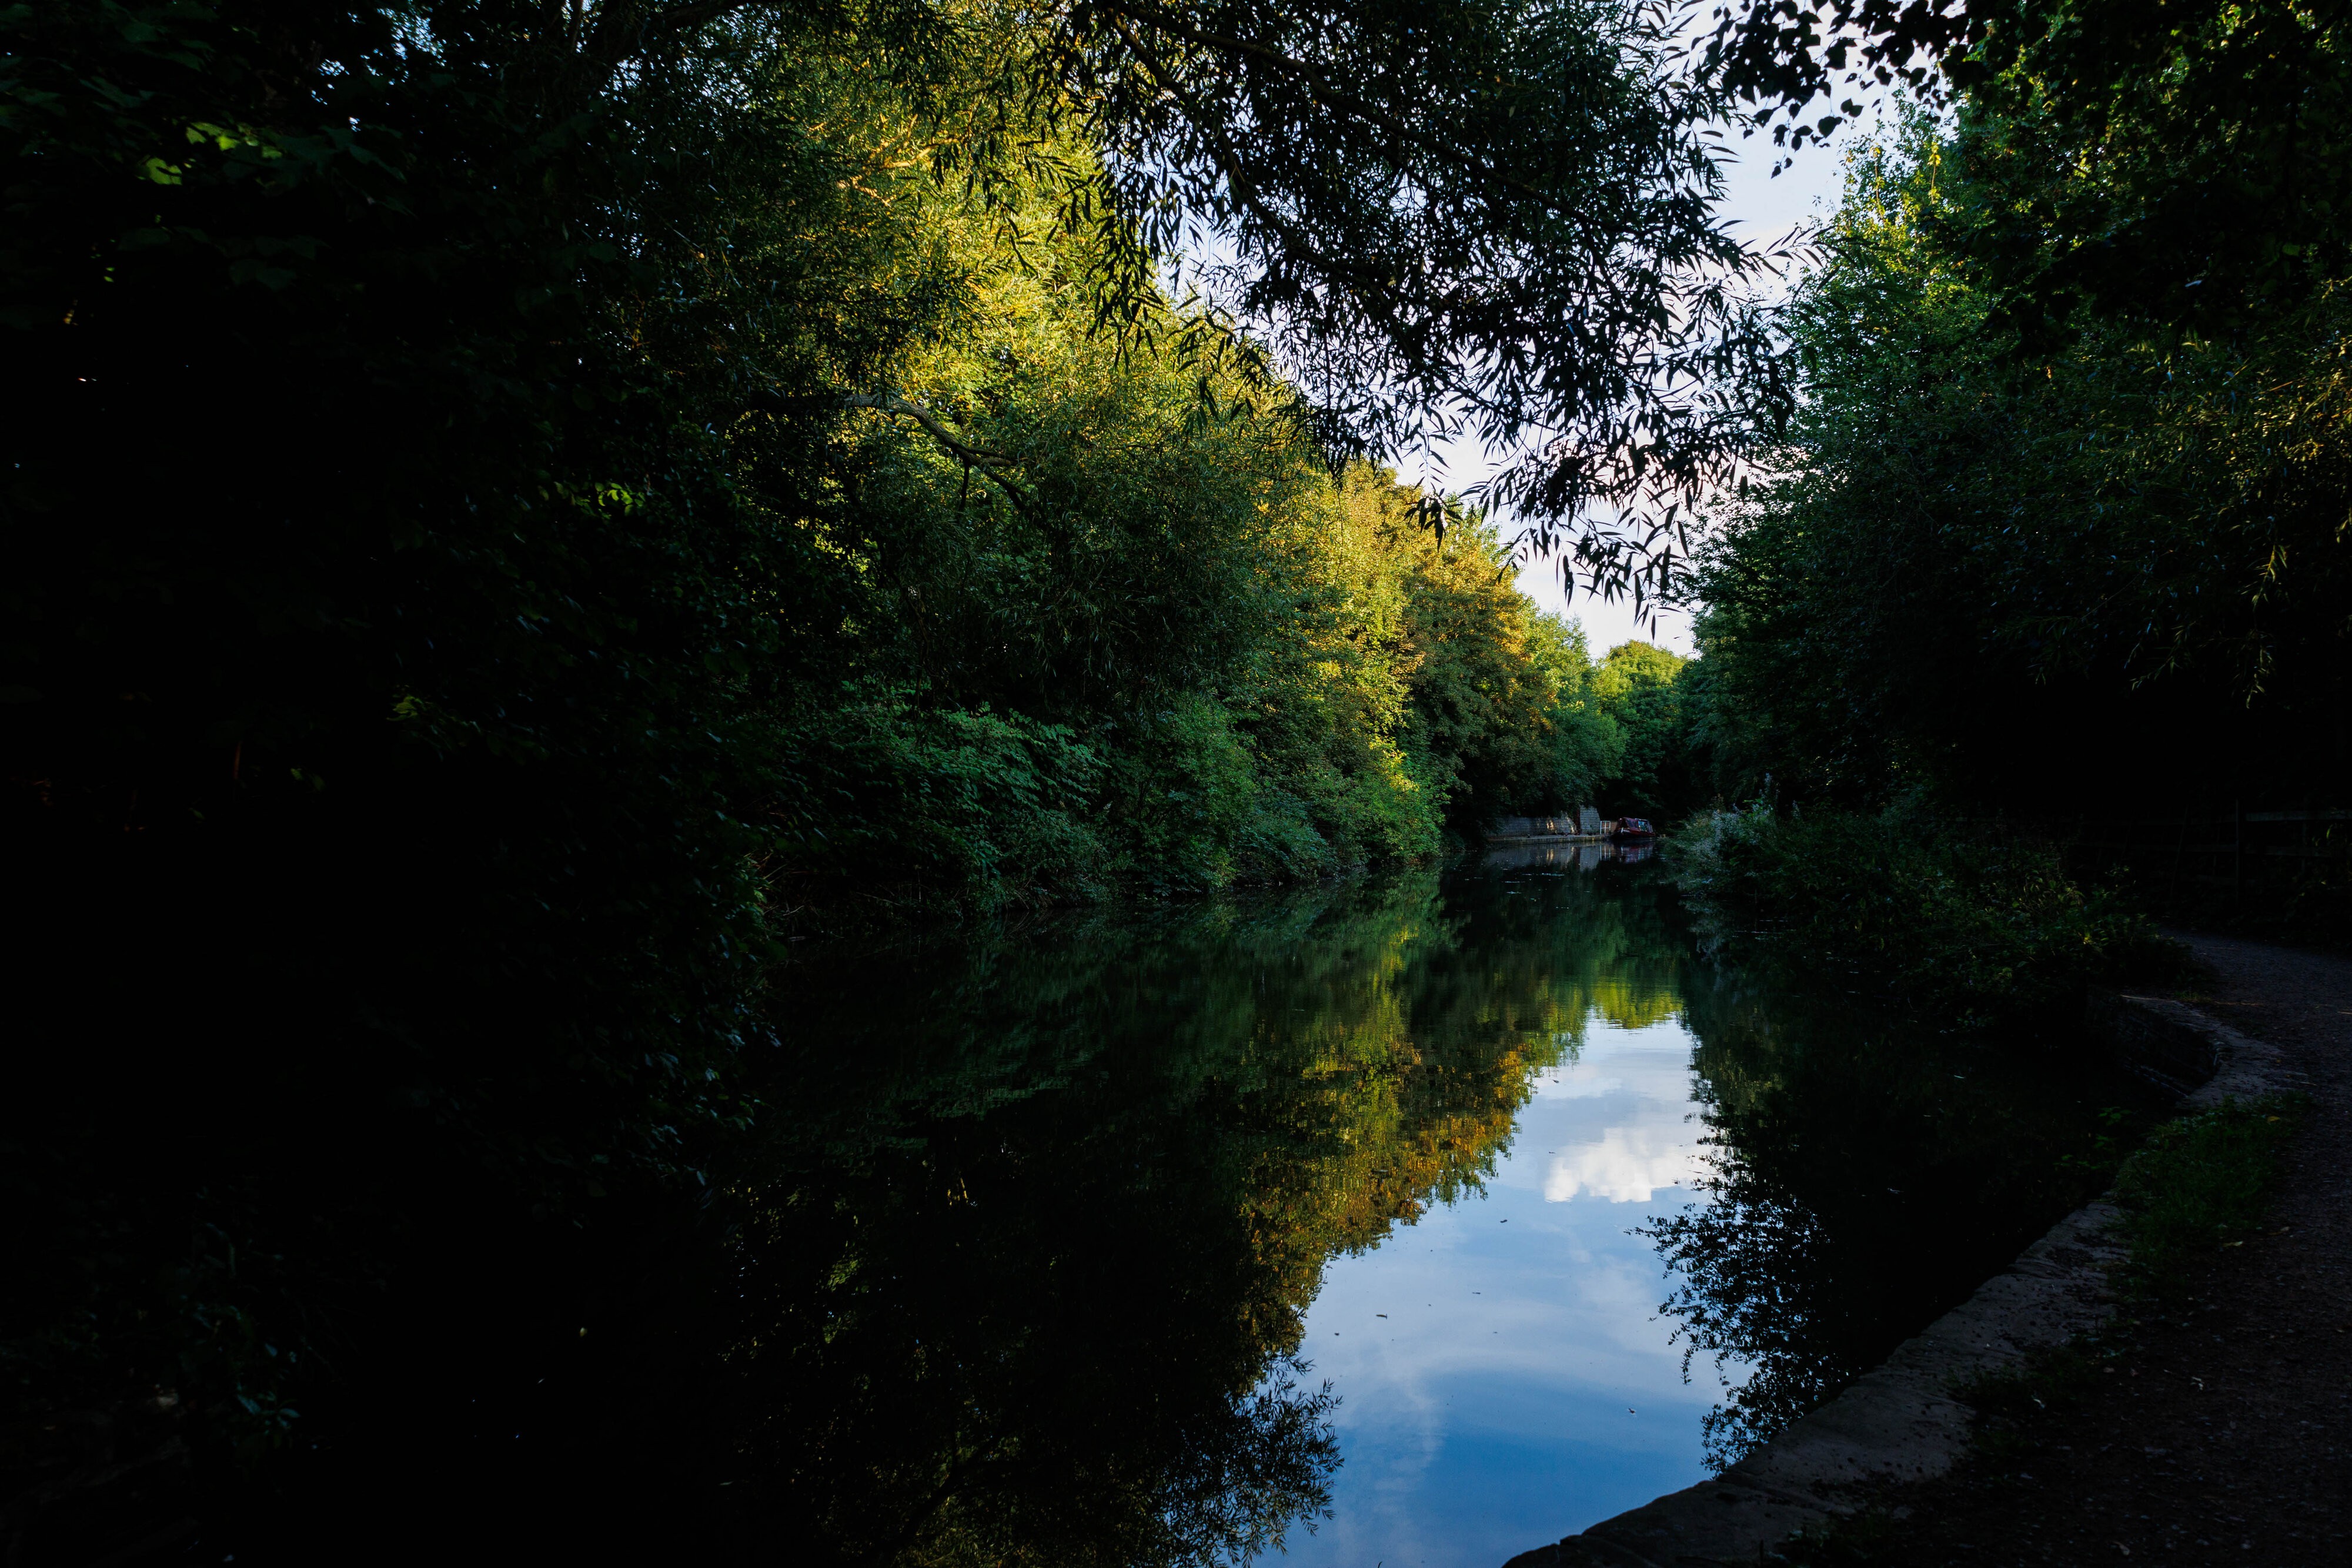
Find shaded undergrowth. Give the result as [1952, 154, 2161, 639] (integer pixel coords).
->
[1671, 806, 2194, 1034]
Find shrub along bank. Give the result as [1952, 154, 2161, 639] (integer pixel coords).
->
[1670, 807, 2189, 1034]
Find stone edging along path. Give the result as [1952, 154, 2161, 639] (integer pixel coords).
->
[1501, 993, 2299, 1568]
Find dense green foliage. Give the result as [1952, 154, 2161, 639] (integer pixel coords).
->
[1588, 640, 1692, 817]
[1685, 117, 2352, 814]
[1631, 0, 2352, 828]
[1672, 807, 2184, 1031]
[787, 440, 1617, 907]
[0, 0, 1666, 1203]
[1654, 5, 2352, 948]
[1461, 629, 1696, 824]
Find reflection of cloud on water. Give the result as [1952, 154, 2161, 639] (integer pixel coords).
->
[1282, 1008, 1727, 1568]
[1544, 1122, 1704, 1202]
[1271, 1004, 1745, 1568]
[1513, 1014, 1705, 1204]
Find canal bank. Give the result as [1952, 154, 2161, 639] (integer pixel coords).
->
[1503, 933, 2346, 1567]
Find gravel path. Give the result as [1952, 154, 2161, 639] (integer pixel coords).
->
[1813, 934, 2352, 1565]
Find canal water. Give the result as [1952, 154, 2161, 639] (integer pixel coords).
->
[202, 851, 2144, 1564]
[1275, 1003, 1725, 1568]
[708, 849, 2143, 1568]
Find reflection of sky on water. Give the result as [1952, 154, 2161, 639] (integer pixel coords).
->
[1276, 1014, 1728, 1568]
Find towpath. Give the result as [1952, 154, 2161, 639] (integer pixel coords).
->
[1805, 932, 2352, 1564]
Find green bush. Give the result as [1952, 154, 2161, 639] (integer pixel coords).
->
[772, 693, 1107, 912]
[1672, 806, 2187, 1030]
[1108, 695, 1342, 891]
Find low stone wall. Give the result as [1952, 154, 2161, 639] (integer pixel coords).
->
[1501, 994, 2296, 1568]
[2088, 989, 2221, 1094]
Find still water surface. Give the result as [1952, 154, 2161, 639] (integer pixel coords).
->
[723, 849, 2136, 1568]
[1281, 1011, 1724, 1568]
[31, 845, 2151, 1568]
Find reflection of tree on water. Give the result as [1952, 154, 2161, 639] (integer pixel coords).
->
[9, 864, 1697, 1564]
[713, 864, 1689, 1566]
[1646, 974, 2151, 1469]
[1478, 840, 1656, 874]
